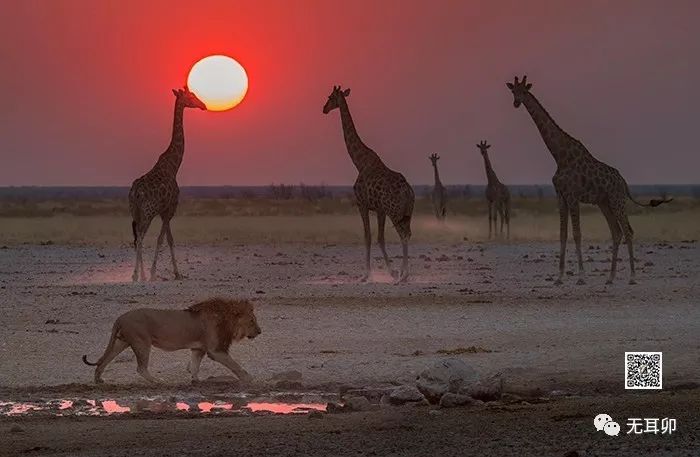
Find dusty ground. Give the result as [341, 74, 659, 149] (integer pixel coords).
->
[3, 390, 699, 456]
[1, 239, 698, 455]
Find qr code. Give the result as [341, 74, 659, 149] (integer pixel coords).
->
[625, 352, 662, 389]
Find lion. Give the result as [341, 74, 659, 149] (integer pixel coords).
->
[82, 298, 261, 384]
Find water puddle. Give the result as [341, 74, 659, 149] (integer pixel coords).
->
[0, 394, 329, 417]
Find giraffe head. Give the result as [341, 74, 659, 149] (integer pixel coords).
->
[506, 76, 532, 108]
[477, 140, 491, 156]
[429, 153, 440, 165]
[172, 86, 207, 110]
[323, 85, 351, 114]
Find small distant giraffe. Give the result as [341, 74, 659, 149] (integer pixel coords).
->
[429, 153, 447, 221]
[507, 75, 671, 285]
[129, 87, 206, 281]
[323, 86, 415, 282]
[477, 141, 511, 238]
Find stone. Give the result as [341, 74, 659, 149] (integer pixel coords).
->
[307, 410, 324, 419]
[388, 385, 428, 405]
[439, 393, 475, 408]
[416, 358, 480, 403]
[343, 396, 376, 412]
[465, 374, 503, 401]
[342, 387, 393, 404]
[326, 402, 344, 414]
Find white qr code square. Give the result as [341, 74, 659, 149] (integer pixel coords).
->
[625, 352, 662, 389]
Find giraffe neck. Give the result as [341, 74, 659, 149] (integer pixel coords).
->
[338, 97, 383, 173]
[432, 163, 442, 186]
[482, 154, 499, 185]
[155, 98, 186, 176]
[521, 92, 579, 167]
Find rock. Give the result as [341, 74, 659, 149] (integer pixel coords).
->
[388, 385, 428, 405]
[439, 393, 475, 408]
[307, 410, 324, 419]
[270, 370, 303, 389]
[10, 424, 24, 433]
[464, 374, 503, 401]
[326, 402, 344, 414]
[343, 396, 376, 412]
[342, 387, 393, 404]
[416, 358, 480, 403]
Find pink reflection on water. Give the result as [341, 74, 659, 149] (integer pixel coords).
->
[246, 402, 326, 414]
[59, 400, 73, 410]
[176, 402, 190, 411]
[102, 400, 130, 414]
[8, 403, 42, 415]
[197, 402, 233, 413]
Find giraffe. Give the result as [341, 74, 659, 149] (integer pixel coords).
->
[323, 86, 415, 282]
[429, 153, 447, 221]
[477, 141, 511, 239]
[128, 87, 206, 282]
[506, 75, 672, 285]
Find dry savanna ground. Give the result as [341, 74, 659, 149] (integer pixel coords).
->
[1, 195, 699, 456]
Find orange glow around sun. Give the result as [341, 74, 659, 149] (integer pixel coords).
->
[187, 55, 248, 111]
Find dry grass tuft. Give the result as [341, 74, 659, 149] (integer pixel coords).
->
[0, 196, 697, 245]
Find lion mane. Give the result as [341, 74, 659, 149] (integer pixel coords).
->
[185, 298, 254, 352]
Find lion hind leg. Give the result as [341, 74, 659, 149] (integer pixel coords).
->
[93, 338, 128, 384]
[132, 344, 162, 384]
[189, 349, 205, 383]
[207, 351, 252, 384]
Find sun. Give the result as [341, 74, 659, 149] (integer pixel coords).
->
[187, 55, 248, 111]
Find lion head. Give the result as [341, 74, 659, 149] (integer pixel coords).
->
[186, 298, 261, 351]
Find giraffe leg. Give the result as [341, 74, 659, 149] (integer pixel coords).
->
[150, 220, 167, 281]
[569, 202, 585, 285]
[398, 236, 409, 283]
[392, 216, 411, 283]
[555, 197, 569, 285]
[132, 237, 142, 283]
[624, 219, 636, 285]
[377, 212, 397, 279]
[132, 219, 151, 282]
[164, 220, 182, 280]
[505, 202, 511, 240]
[610, 201, 636, 284]
[487, 202, 493, 239]
[498, 205, 505, 238]
[599, 202, 622, 285]
[359, 207, 371, 282]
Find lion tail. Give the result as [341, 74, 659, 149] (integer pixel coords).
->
[83, 321, 120, 366]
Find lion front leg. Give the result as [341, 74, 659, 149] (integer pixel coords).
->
[207, 351, 252, 385]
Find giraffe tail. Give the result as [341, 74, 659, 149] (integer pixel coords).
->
[131, 220, 137, 249]
[625, 185, 673, 207]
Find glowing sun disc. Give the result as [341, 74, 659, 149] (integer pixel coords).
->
[187, 55, 248, 111]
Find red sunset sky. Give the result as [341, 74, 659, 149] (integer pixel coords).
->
[0, 0, 697, 186]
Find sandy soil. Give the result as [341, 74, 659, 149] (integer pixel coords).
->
[1, 240, 698, 455]
[1, 240, 698, 391]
